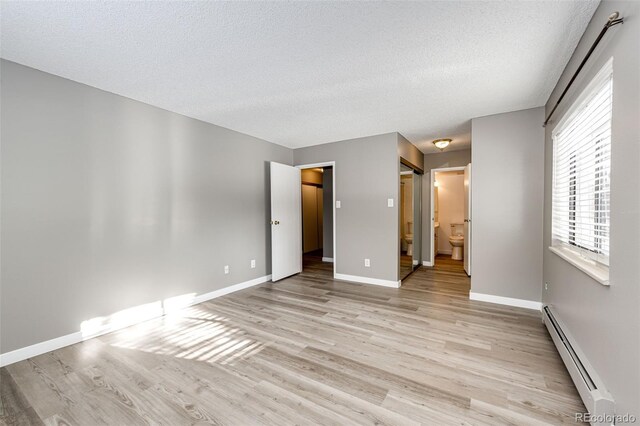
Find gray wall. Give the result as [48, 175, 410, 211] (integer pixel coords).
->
[322, 167, 333, 259]
[421, 149, 471, 263]
[397, 133, 424, 172]
[471, 107, 544, 301]
[293, 133, 399, 282]
[0, 60, 293, 353]
[542, 0, 639, 417]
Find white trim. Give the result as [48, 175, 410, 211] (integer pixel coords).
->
[322, 257, 334, 263]
[549, 246, 610, 286]
[193, 274, 272, 304]
[463, 163, 472, 276]
[295, 162, 333, 170]
[422, 261, 433, 267]
[0, 331, 84, 368]
[0, 274, 271, 367]
[335, 273, 401, 288]
[296, 162, 336, 280]
[438, 249, 452, 255]
[550, 59, 613, 273]
[430, 166, 466, 266]
[469, 292, 542, 311]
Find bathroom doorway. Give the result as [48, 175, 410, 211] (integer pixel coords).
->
[297, 162, 335, 277]
[399, 162, 422, 281]
[430, 165, 471, 275]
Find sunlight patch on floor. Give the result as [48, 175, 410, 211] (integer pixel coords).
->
[108, 306, 266, 365]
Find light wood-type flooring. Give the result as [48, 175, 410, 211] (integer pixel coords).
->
[0, 254, 585, 425]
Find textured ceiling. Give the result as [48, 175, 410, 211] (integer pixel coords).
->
[0, 1, 598, 153]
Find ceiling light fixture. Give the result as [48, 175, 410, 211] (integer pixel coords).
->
[433, 138, 452, 151]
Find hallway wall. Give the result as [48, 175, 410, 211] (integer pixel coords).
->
[294, 133, 399, 283]
[471, 107, 544, 303]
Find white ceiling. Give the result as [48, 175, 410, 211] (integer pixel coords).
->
[0, 1, 598, 153]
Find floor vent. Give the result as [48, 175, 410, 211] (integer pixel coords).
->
[543, 306, 614, 424]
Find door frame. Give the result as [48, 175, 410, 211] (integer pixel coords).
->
[296, 162, 336, 279]
[429, 166, 466, 267]
[463, 163, 471, 277]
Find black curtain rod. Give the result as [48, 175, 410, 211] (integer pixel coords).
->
[543, 12, 624, 127]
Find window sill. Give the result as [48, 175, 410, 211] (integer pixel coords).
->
[548, 246, 610, 286]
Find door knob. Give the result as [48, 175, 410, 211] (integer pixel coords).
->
[274, 220, 280, 225]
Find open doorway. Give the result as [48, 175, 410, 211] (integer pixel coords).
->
[297, 162, 336, 278]
[430, 165, 471, 275]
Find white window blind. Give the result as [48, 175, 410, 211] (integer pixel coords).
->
[552, 59, 612, 267]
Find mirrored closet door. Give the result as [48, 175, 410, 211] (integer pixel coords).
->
[399, 162, 422, 281]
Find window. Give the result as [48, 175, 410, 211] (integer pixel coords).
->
[552, 59, 612, 272]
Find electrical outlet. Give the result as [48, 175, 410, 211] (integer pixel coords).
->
[224, 265, 230, 274]
[336, 200, 341, 208]
[364, 258, 371, 267]
[251, 259, 256, 269]
[545, 282, 549, 290]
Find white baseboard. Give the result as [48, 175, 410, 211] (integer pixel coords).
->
[334, 273, 400, 288]
[192, 275, 271, 304]
[322, 257, 334, 263]
[422, 261, 433, 267]
[0, 331, 85, 368]
[438, 249, 452, 255]
[469, 292, 542, 311]
[0, 274, 271, 367]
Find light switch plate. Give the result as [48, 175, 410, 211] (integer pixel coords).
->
[251, 259, 256, 269]
[387, 198, 394, 207]
[336, 200, 341, 208]
[224, 265, 229, 274]
[364, 258, 370, 267]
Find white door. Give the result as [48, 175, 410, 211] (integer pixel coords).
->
[271, 162, 302, 281]
[463, 163, 471, 276]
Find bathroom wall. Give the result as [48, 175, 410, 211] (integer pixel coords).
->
[0, 60, 293, 354]
[421, 149, 471, 263]
[542, 0, 639, 417]
[435, 171, 465, 255]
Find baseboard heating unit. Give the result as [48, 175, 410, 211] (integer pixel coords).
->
[543, 306, 614, 425]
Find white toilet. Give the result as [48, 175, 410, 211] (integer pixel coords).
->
[448, 223, 464, 260]
[404, 221, 413, 256]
